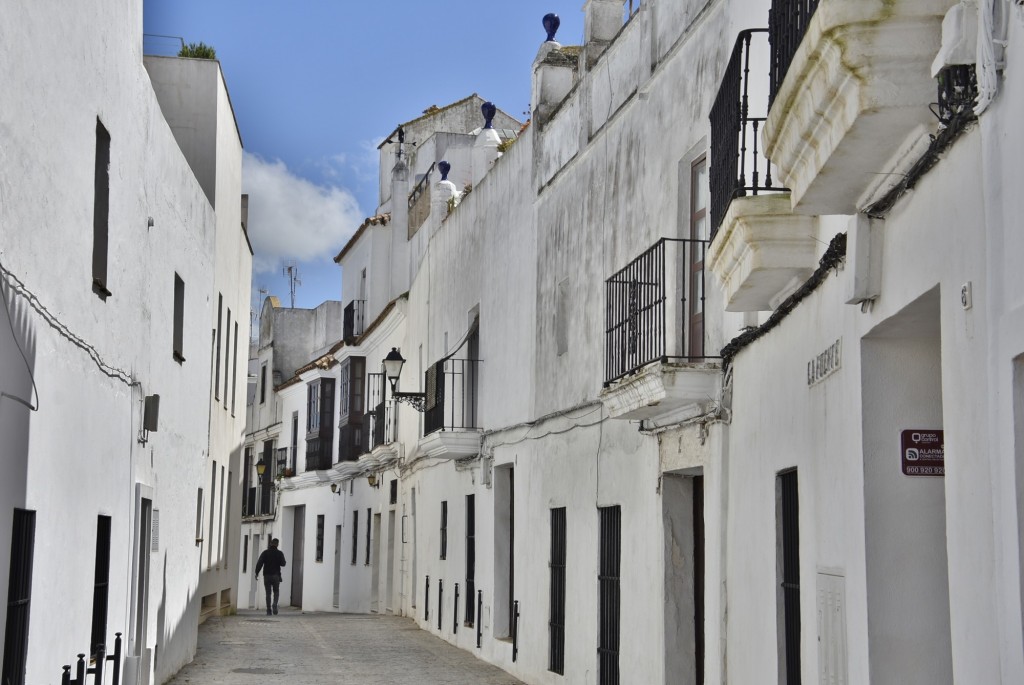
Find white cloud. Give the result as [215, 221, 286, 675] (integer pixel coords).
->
[243, 151, 365, 274]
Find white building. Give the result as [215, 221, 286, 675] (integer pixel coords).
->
[0, 3, 251, 685]
[240, 1, 1024, 684]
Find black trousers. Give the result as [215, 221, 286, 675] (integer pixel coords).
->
[263, 574, 281, 610]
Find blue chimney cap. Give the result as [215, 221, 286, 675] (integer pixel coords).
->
[543, 13, 560, 42]
[481, 102, 497, 129]
[438, 161, 451, 181]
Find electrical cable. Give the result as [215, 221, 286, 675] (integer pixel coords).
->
[0, 257, 135, 386]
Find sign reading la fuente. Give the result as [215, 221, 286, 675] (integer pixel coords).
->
[807, 338, 842, 386]
[901, 429, 945, 476]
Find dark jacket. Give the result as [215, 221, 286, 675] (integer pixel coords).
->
[255, 548, 286, 577]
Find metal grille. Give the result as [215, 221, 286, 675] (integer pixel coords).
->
[3, 509, 35, 685]
[424, 358, 481, 436]
[935, 65, 978, 126]
[768, 0, 820, 106]
[364, 508, 371, 565]
[780, 470, 802, 684]
[710, 29, 782, 236]
[605, 238, 712, 385]
[351, 510, 359, 565]
[549, 508, 567, 675]
[465, 495, 476, 625]
[315, 515, 325, 563]
[440, 501, 448, 560]
[598, 506, 621, 685]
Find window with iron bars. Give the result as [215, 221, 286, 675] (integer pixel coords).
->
[598, 506, 621, 685]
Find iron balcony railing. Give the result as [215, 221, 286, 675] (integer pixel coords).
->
[368, 400, 396, 450]
[424, 358, 481, 437]
[710, 29, 784, 236]
[604, 238, 713, 386]
[343, 299, 366, 341]
[768, 0, 820, 107]
[408, 162, 435, 210]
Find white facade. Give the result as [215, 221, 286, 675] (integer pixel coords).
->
[241, 1, 1024, 684]
[0, 3, 251, 685]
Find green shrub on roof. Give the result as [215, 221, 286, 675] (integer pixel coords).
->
[178, 42, 217, 59]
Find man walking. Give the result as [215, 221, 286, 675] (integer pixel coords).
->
[254, 538, 287, 615]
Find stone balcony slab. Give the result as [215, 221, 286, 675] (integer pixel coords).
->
[763, 0, 951, 215]
[418, 429, 483, 460]
[707, 194, 818, 312]
[600, 361, 721, 423]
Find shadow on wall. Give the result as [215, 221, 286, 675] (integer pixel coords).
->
[153, 552, 201, 685]
[0, 275, 35, 481]
[0, 276, 35, 672]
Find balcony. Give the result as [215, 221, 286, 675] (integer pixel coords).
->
[408, 162, 435, 238]
[763, 0, 953, 214]
[418, 358, 482, 460]
[368, 400, 397, 454]
[243, 480, 275, 519]
[343, 299, 366, 342]
[710, 30, 786, 235]
[600, 238, 719, 423]
[708, 29, 818, 312]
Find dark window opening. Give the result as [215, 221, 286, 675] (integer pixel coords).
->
[90, 516, 112, 657]
[440, 501, 448, 560]
[351, 510, 359, 565]
[465, 494, 476, 626]
[260, 364, 267, 404]
[598, 505, 621, 685]
[172, 274, 185, 363]
[224, 307, 231, 406]
[3, 509, 36, 685]
[231, 321, 239, 415]
[549, 507, 566, 674]
[778, 469, 802, 685]
[364, 507, 371, 565]
[92, 119, 111, 300]
[215, 294, 222, 400]
[242, 535, 249, 572]
[389, 479, 398, 505]
[315, 515, 325, 563]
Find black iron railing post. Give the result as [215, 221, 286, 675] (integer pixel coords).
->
[425, 575, 430, 622]
[92, 643, 105, 682]
[512, 600, 520, 662]
[110, 632, 122, 685]
[438, 579, 444, 631]
[476, 590, 483, 648]
[453, 583, 460, 633]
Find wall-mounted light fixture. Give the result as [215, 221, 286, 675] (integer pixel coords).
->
[383, 347, 427, 412]
[330, 482, 343, 496]
[367, 474, 378, 488]
[256, 458, 267, 483]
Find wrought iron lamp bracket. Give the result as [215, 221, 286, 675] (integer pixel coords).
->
[394, 392, 427, 412]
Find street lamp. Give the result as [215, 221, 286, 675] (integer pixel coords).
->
[383, 347, 426, 412]
[256, 458, 267, 482]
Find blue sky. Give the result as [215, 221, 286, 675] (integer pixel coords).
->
[143, 1, 583, 318]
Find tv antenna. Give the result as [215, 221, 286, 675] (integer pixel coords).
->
[282, 263, 301, 308]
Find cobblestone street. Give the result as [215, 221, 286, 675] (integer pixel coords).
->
[166, 610, 523, 685]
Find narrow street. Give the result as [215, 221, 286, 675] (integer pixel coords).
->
[167, 610, 524, 685]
